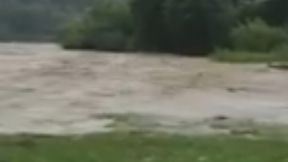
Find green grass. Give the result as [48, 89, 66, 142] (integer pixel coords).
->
[1, 133, 288, 162]
[211, 49, 288, 63]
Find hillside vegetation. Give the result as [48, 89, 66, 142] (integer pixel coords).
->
[0, 0, 93, 41]
[61, 0, 288, 62]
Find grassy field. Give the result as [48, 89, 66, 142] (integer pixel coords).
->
[211, 49, 288, 63]
[1, 133, 288, 162]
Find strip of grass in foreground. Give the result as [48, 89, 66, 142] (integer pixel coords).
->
[0, 133, 288, 162]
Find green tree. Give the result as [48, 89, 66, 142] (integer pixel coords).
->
[130, 0, 169, 51]
[163, 0, 235, 54]
[261, 0, 288, 25]
[62, 0, 133, 51]
[231, 19, 288, 52]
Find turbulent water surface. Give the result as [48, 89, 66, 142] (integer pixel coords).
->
[0, 43, 287, 135]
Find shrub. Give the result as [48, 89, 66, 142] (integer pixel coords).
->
[61, 0, 132, 51]
[212, 46, 288, 63]
[60, 20, 86, 49]
[272, 45, 288, 60]
[231, 19, 288, 52]
[212, 49, 274, 63]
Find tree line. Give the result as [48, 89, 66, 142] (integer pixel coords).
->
[1, 0, 287, 59]
[61, 0, 288, 59]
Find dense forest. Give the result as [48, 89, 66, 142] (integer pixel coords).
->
[60, 0, 288, 62]
[0, 0, 93, 41]
[1, 0, 288, 61]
